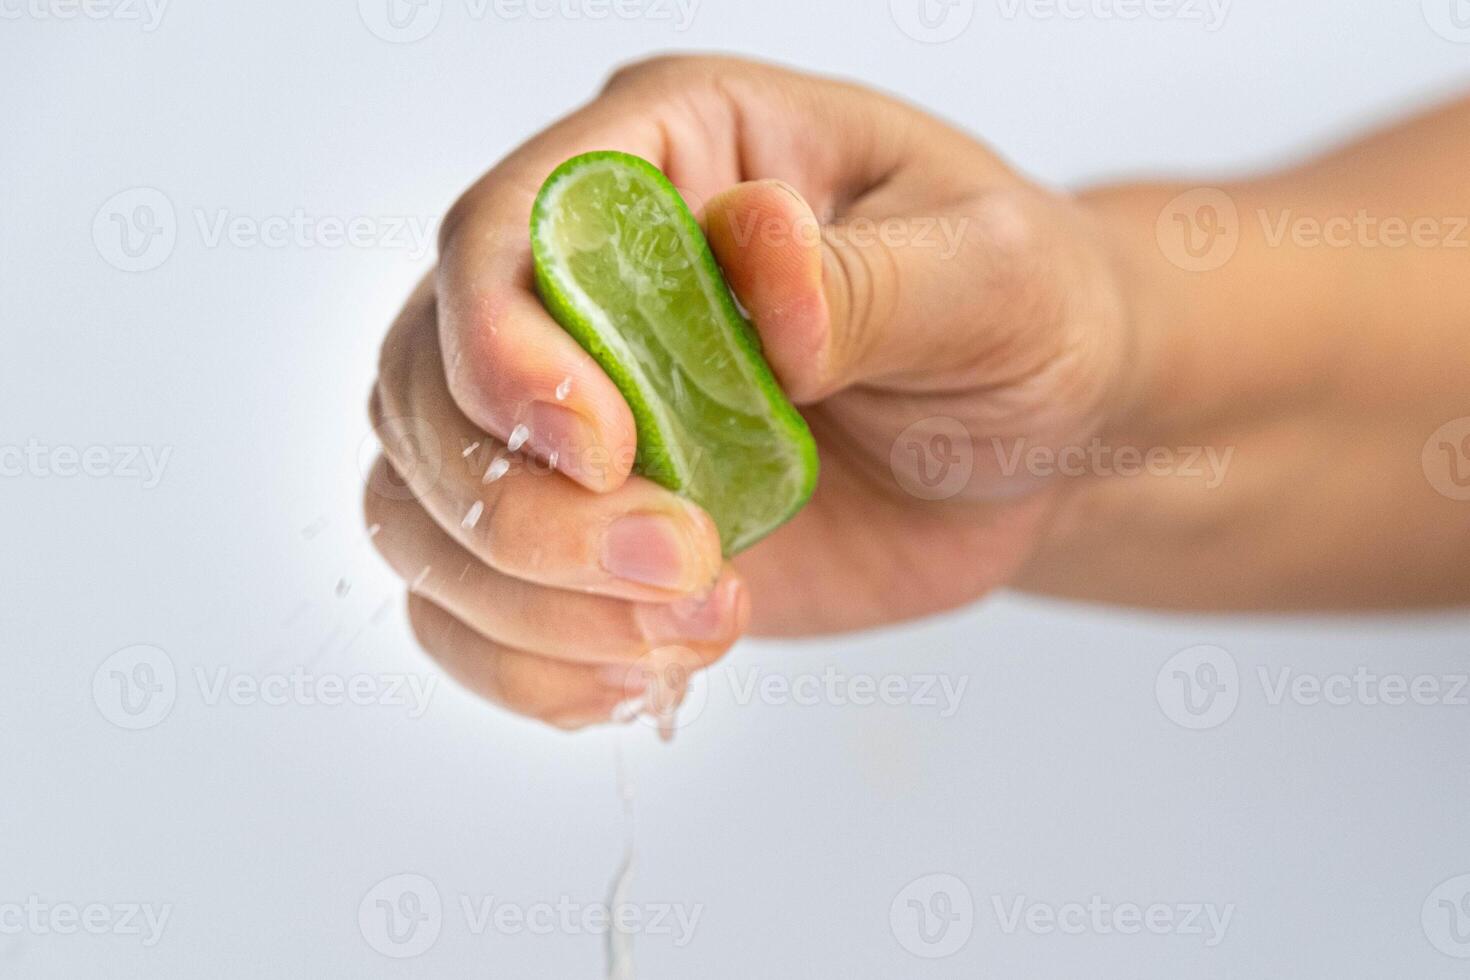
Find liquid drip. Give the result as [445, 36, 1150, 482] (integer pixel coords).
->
[483, 456, 510, 483]
[606, 738, 637, 980]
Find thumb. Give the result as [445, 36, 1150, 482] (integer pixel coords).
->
[702, 179, 982, 403]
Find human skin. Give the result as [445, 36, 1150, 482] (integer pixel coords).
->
[365, 55, 1470, 729]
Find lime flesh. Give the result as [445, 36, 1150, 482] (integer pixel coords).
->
[530, 151, 818, 554]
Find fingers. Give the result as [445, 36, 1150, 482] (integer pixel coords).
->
[705, 178, 1051, 402]
[407, 593, 719, 731]
[433, 56, 931, 489]
[702, 180, 830, 400]
[432, 72, 684, 495]
[404, 593, 632, 730]
[381, 273, 629, 492]
[374, 280, 724, 601]
[438, 261, 638, 494]
[365, 456, 747, 664]
[369, 257, 742, 731]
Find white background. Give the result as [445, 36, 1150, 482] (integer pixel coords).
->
[4, 0, 1470, 976]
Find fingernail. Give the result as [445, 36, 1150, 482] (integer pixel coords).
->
[637, 578, 738, 643]
[602, 513, 699, 590]
[528, 401, 602, 484]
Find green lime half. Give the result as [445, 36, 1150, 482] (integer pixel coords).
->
[530, 151, 818, 555]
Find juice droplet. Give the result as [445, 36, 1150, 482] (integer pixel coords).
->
[483, 457, 510, 483]
[555, 377, 572, 401]
[507, 424, 530, 452]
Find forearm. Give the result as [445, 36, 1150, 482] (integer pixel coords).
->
[1018, 96, 1470, 611]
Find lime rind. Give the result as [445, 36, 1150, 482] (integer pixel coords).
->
[530, 150, 818, 554]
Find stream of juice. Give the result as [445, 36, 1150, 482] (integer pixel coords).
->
[605, 738, 637, 980]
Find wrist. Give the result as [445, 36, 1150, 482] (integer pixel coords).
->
[1018, 178, 1331, 593]
[1074, 177, 1360, 446]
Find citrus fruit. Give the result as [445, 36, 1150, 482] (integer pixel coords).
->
[530, 151, 818, 554]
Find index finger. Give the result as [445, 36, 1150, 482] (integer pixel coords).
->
[433, 70, 731, 493]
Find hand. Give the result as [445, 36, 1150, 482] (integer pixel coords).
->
[365, 55, 1143, 728]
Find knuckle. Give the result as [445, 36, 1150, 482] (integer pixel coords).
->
[374, 336, 409, 416]
[373, 289, 438, 425]
[376, 292, 433, 404]
[405, 593, 443, 650]
[437, 192, 479, 259]
[602, 53, 708, 93]
[361, 464, 392, 535]
[821, 231, 898, 378]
